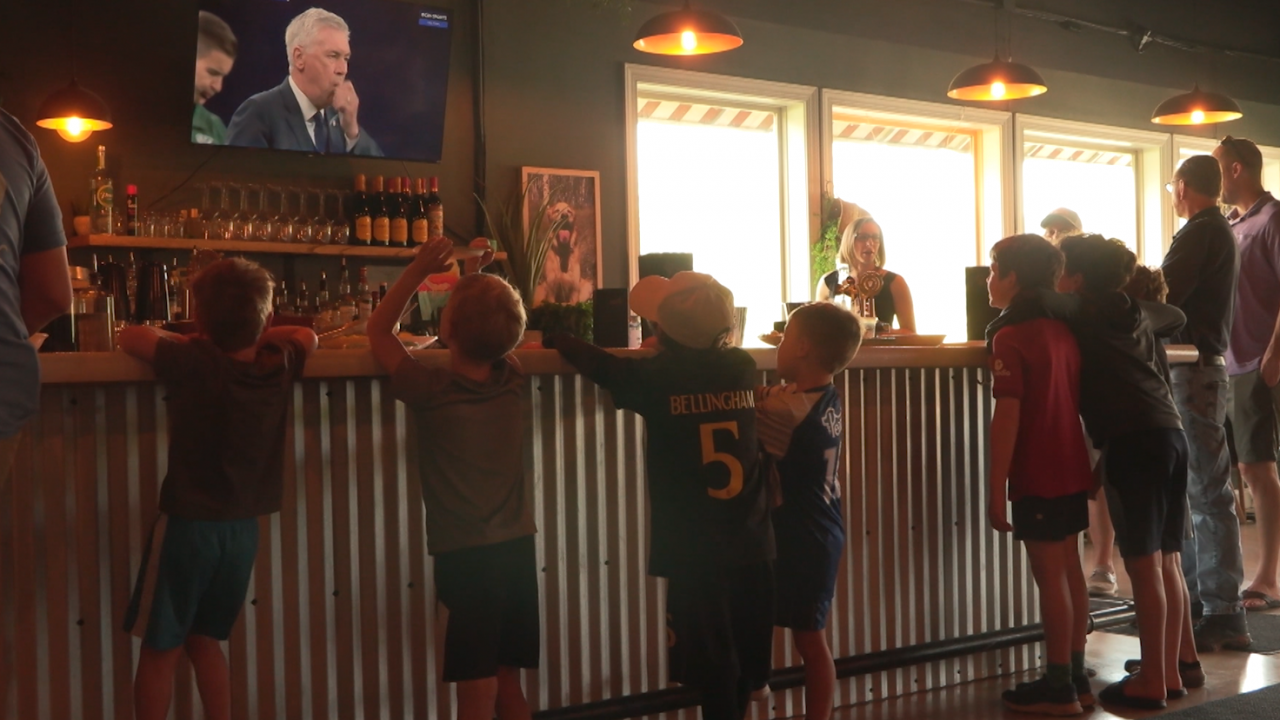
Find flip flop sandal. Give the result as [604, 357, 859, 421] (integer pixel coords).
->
[1242, 589, 1280, 611]
[1099, 675, 1167, 710]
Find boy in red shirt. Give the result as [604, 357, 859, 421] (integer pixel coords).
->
[986, 234, 1096, 716]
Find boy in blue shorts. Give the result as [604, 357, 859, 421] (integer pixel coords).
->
[756, 302, 862, 720]
[120, 258, 318, 720]
[545, 271, 775, 720]
[368, 238, 540, 720]
[985, 235, 1096, 716]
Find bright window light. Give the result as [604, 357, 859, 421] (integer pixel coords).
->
[831, 138, 976, 340]
[1022, 145, 1138, 250]
[637, 117, 783, 341]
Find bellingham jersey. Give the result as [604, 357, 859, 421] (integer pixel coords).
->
[757, 384, 846, 547]
[554, 338, 774, 577]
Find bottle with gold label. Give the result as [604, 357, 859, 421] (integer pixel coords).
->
[410, 178, 429, 246]
[350, 174, 371, 246]
[426, 177, 444, 243]
[370, 175, 389, 246]
[389, 176, 409, 247]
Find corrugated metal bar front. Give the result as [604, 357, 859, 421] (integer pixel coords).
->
[0, 363, 1031, 719]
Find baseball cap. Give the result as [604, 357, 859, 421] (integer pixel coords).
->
[630, 271, 734, 350]
[1040, 207, 1082, 231]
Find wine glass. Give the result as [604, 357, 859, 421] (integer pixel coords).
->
[291, 188, 312, 244]
[265, 186, 288, 242]
[310, 189, 333, 244]
[229, 183, 252, 241]
[328, 191, 350, 245]
[206, 182, 231, 240]
[248, 185, 271, 241]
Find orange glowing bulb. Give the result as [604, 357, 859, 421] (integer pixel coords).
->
[990, 81, 1007, 99]
[55, 117, 93, 142]
[681, 30, 698, 51]
[1190, 109, 1206, 124]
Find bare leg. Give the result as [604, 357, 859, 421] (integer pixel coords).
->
[134, 645, 185, 720]
[185, 635, 231, 720]
[1063, 538, 1089, 658]
[456, 677, 499, 720]
[495, 667, 532, 720]
[1024, 540, 1074, 668]
[1120, 552, 1168, 700]
[1161, 553, 1193, 692]
[1241, 462, 1280, 604]
[793, 630, 836, 720]
[1088, 495, 1116, 574]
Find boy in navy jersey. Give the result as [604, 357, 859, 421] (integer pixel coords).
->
[546, 272, 774, 720]
[756, 303, 862, 720]
[986, 235, 1096, 716]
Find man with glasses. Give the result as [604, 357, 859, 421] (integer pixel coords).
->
[1216, 136, 1280, 612]
[1161, 154, 1250, 651]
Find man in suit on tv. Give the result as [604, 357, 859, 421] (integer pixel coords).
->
[226, 8, 382, 156]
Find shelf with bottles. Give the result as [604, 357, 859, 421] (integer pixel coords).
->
[66, 234, 505, 261]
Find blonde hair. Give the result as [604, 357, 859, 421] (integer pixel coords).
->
[285, 8, 349, 64]
[192, 258, 274, 352]
[837, 216, 886, 269]
[447, 274, 526, 362]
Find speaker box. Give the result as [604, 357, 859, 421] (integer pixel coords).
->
[966, 266, 1001, 341]
[593, 288, 631, 348]
[638, 252, 693, 280]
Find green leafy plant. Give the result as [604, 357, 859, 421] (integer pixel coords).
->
[811, 193, 843, 290]
[527, 300, 594, 343]
[476, 184, 568, 309]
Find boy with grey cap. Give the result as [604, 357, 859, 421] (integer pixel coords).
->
[546, 271, 775, 720]
[1041, 208, 1083, 244]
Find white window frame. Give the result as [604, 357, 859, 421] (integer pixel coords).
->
[624, 64, 820, 297]
[820, 90, 1014, 265]
[1015, 116, 1173, 267]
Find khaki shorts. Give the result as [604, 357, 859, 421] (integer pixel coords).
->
[1229, 370, 1280, 464]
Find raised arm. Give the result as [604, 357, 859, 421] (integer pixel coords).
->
[367, 237, 455, 375]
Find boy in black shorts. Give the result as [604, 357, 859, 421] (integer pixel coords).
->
[368, 238, 539, 720]
[120, 258, 318, 720]
[985, 235, 1096, 716]
[546, 271, 775, 720]
[757, 303, 862, 720]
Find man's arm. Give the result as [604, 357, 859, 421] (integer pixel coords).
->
[18, 246, 71, 335]
[1257, 222, 1280, 385]
[367, 237, 455, 375]
[987, 398, 1019, 533]
[1159, 234, 1204, 309]
[1139, 300, 1187, 339]
[118, 326, 187, 364]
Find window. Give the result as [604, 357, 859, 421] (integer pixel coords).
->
[1016, 117, 1170, 267]
[625, 66, 817, 342]
[1174, 138, 1280, 229]
[823, 91, 1011, 341]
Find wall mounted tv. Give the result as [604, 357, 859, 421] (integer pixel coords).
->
[193, 0, 452, 162]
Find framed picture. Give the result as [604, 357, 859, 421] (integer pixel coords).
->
[522, 167, 602, 306]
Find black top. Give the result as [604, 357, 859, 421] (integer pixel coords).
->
[153, 337, 308, 520]
[987, 291, 1186, 445]
[550, 335, 775, 577]
[1160, 206, 1240, 356]
[822, 269, 898, 326]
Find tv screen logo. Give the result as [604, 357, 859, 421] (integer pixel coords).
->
[419, 10, 448, 28]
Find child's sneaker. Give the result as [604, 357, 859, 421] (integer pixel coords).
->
[1087, 568, 1117, 597]
[1002, 676, 1083, 716]
[1073, 675, 1095, 708]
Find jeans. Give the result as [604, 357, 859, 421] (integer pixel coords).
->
[1172, 365, 1245, 615]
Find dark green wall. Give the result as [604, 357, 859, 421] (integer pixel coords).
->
[4, 0, 1279, 289]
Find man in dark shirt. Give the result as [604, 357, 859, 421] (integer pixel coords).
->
[1160, 155, 1250, 650]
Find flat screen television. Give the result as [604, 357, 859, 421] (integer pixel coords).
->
[193, 0, 452, 162]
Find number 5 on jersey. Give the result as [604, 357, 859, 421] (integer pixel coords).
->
[700, 421, 743, 500]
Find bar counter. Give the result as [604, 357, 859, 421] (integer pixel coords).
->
[3, 345, 1195, 720]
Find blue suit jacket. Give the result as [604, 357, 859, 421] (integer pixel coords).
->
[226, 78, 383, 157]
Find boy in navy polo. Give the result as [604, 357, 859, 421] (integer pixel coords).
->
[757, 302, 862, 720]
[986, 234, 1095, 716]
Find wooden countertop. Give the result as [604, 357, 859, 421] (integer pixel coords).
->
[37, 343, 1200, 384]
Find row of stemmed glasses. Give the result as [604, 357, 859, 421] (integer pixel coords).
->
[195, 183, 350, 244]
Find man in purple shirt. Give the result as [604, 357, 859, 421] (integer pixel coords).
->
[1218, 136, 1280, 611]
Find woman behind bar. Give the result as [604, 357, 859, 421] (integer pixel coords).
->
[815, 217, 916, 333]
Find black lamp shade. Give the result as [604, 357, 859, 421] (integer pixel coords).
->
[947, 56, 1048, 101]
[634, 3, 743, 55]
[1151, 85, 1243, 125]
[35, 79, 113, 141]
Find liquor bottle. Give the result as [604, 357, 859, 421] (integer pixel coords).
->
[275, 280, 292, 316]
[370, 175, 389, 246]
[337, 259, 357, 324]
[356, 267, 372, 319]
[410, 178, 429, 247]
[126, 252, 138, 320]
[125, 185, 139, 236]
[426, 177, 444, 244]
[388, 176, 409, 247]
[296, 281, 310, 319]
[316, 271, 332, 327]
[350, 174, 371, 246]
[90, 145, 114, 235]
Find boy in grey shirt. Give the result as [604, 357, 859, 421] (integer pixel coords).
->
[368, 238, 537, 720]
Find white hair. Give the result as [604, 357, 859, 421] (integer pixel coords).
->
[285, 8, 349, 64]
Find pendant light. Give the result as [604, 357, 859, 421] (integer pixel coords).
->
[948, 1, 1047, 101]
[36, 79, 113, 142]
[1151, 85, 1242, 125]
[34, 0, 112, 142]
[633, 1, 743, 56]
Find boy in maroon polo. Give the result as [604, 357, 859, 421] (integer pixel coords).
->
[986, 234, 1095, 716]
